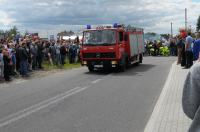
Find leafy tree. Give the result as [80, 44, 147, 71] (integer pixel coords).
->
[146, 32, 157, 36]
[0, 30, 5, 35]
[197, 15, 200, 32]
[7, 26, 18, 40]
[160, 34, 170, 40]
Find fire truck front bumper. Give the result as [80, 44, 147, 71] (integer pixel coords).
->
[82, 60, 118, 68]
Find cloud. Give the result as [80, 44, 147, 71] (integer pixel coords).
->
[0, 11, 15, 26]
[0, 0, 200, 36]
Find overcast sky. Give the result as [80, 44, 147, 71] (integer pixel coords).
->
[0, 0, 200, 37]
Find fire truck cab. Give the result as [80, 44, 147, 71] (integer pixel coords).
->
[81, 24, 144, 72]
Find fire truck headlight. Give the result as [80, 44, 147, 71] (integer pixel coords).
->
[111, 61, 117, 65]
[83, 61, 87, 65]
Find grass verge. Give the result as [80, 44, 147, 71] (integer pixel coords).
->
[42, 61, 81, 71]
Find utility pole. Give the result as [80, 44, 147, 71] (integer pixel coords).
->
[171, 22, 173, 38]
[185, 8, 187, 31]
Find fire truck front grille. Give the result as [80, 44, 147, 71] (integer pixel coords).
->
[83, 52, 116, 58]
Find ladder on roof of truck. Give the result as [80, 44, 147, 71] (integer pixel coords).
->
[125, 25, 143, 32]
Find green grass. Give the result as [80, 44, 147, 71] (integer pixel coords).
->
[42, 60, 81, 71]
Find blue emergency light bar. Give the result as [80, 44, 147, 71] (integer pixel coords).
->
[113, 23, 118, 28]
[87, 25, 91, 29]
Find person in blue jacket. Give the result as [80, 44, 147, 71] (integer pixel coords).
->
[193, 33, 200, 61]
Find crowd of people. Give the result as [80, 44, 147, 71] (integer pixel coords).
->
[145, 38, 180, 57]
[145, 32, 200, 69]
[174, 32, 200, 68]
[0, 37, 80, 81]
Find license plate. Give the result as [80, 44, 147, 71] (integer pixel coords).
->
[94, 65, 103, 68]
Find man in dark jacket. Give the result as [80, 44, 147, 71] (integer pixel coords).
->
[3, 49, 11, 81]
[18, 43, 28, 76]
[15, 44, 20, 72]
[69, 44, 77, 63]
[36, 41, 44, 69]
[60, 43, 67, 65]
[49, 42, 56, 65]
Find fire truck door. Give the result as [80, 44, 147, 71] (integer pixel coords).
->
[129, 34, 139, 56]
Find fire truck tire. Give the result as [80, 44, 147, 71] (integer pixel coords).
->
[135, 62, 139, 66]
[119, 64, 126, 72]
[88, 65, 94, 72]
[139, 54, 143, 63]
[126, 57, 131, 68]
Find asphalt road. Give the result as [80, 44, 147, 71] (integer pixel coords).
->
[0, 57, 176, 132]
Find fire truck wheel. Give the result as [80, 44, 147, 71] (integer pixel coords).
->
[88, 65, 94, 72]
[139, 54, 143, 63]
[135, 62, 139, 66]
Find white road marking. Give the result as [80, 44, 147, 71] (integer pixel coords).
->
[0, 86, 89, 128]
[91, 79, 102, 84]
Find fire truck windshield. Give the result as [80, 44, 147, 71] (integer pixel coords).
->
[83, 30, 116, 46]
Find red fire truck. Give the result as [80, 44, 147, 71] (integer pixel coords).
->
[81, 24, 144, 72]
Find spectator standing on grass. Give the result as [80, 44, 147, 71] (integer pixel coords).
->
[49, 42, 56, 65]
[55, 41, 61, 65]
[69, 43, 77, 63]
[45, 42, 53, 65]
[10, 44, 17, 76]
[18, 43, 28, 76]
[15, 44, 20, 72]
[3, 49, 11, 81]
[30, 42, 38, 70]
[26, 39, 32, 71]
[182, 62, 200, 132]
[60, 42, 67, 65]
[193, 32, 200, 61]
[185, 32, 194, 68]
[37, 41, 44, 69]
[7, 44, 15, 76]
